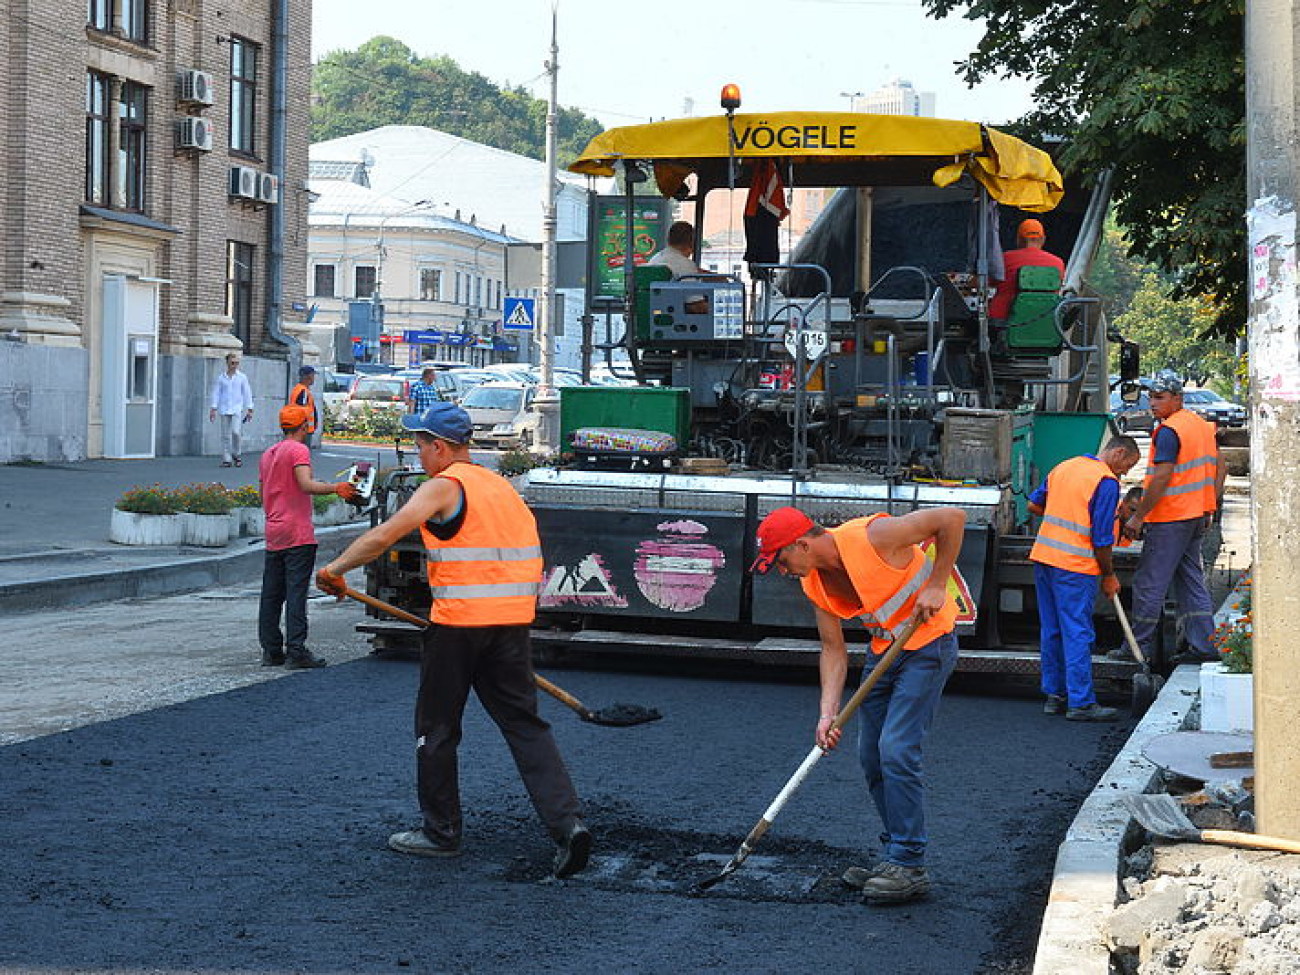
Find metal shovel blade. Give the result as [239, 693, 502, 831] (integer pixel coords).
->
[1124, 794, 1200, 842]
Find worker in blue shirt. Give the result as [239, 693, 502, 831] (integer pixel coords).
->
[1028, 436, 1142, 721]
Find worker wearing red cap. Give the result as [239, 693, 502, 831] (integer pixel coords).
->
[989, 217, 1066, 325]
[751, 504, 966, 905]
[256, 404, 358, 669]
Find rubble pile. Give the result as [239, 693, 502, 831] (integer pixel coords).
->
[1106, 843, 1300, 973]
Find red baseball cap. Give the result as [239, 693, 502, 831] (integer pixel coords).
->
[750, 507, 814, 574]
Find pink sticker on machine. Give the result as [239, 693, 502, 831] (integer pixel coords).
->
[633, 519, 726, 612]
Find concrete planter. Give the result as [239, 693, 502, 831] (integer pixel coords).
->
[241, 507, 266, 536]
[314, 502, 353, 526]
[109, 509, 184, 546]
[180, 512, 231, 548]
[1200, 661, 1253, 733]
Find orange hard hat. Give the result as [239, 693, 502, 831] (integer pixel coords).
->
[1018, 218, 1046, 239]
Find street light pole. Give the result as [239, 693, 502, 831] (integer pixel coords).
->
[373, 200, 430, 364]
[535, 4, 561, 454]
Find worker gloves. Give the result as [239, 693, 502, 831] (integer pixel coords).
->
[316, 567, 347, 598]
[333, 481, 360, 503]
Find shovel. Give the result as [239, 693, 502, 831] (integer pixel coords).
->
[339, 585, 661, 727]
[1112, 594, 1164, 716]
[1124, 794, 1300, 854]
[695, 617, 921, 891]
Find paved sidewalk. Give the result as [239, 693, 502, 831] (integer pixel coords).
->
[0, 445, 398, 613]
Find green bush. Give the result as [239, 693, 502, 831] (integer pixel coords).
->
[115, 484, 180, 515]
[175, 482, 235, 515]
[312, 493, 337, 514]
[498, 449, 565, 479]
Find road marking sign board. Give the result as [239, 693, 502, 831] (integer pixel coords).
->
[503, 297, 536, 331]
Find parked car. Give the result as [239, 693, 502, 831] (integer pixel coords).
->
[477, 363, 537, 384]
[1182, 389, 1247, 427]
[460, 381, 538, 449]
[319, 369, 359, 412]
[526, 367, 585, 387]
[1110, 390, 1155, 434]
[435, 368, 494, 404]
[338, 375, 411, 427]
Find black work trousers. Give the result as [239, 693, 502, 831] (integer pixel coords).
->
[258, 543, 317, 657]
[415, 623, 581, 849]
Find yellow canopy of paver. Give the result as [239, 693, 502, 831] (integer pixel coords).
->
[570, 112, 1063, 213]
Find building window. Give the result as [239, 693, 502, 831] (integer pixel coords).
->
[88, 0, 110, 31]
[419, 268, 442, 301]
[86, 72, 110, 205]
[119, 0, 147, 42]
[226, 241, 255, 349]
[312, 265, 336, 298]
[454, 271, 462, 304]
[118, 81, 147, 211]
[354, 265, 376, 299]
[229, 37, 258, 156]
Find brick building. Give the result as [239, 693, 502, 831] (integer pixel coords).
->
[0, 0, 313, 461]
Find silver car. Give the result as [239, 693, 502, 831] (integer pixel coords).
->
[461, 381, 538, 449]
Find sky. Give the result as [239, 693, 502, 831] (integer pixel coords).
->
[310, 0, 1038, 132]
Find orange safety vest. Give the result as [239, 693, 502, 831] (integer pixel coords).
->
[1029, 455, 1115, 575]
[421, 462, 543, 627]
[801, 514, 958, 655]
[288, 383, 317, 434]
[1114, 518, 1132, 548]
[1145, 408, 1218, 523]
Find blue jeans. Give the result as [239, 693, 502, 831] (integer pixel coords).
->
[1131, 518, 1214, 659]
[856, 630, 958, 868]
[1034, 563, 1101, 708]
[258, 543, 317, 657]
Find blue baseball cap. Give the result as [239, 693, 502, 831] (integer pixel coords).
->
[298, 364, 317, 377]
[402, 401, 473, 444]
[1149, 371, 1183, 394]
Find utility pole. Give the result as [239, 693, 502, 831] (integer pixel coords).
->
[534, 5, 561, 454]
[1245, 0, 1300, 838]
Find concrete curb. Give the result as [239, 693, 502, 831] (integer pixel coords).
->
[0, 523, 367, 615]
[1031, 664, 1198, 973]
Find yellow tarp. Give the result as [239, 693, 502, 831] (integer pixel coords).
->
[570, 112, 1063, 212]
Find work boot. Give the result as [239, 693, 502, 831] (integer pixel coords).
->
[1066, 703, 1119, 722]
[284, 651, 327, 670]
[1043, 694, 1066, 715]
[387, 829, 462, 859]
[840, 862, 887, 890]
[553, 820, 592, 879]
[1105, 644, 1134, 662]
[860, 862, 931, 904]
[260, 651, 286, 667]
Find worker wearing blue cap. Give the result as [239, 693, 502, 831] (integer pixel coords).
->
[316, 401, 592, 879]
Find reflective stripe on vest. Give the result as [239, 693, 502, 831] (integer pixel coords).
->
[427, 581, 542, 599]
[422, 462, 543, 626]
[801, 514, 958, 654]
[1145, 410, 1218, 522]
[1029, 455, 1113, 575]
[426, 545, 543, 563]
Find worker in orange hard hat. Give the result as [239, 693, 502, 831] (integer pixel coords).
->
[988, 217, 1067, 353]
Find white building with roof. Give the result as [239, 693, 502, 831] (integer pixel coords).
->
[310, 125, 600, 369]
[307, 175, 517, 368]
[859, 78, 936, 117]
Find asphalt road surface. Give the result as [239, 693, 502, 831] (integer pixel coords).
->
[0, 588, 1135, 974]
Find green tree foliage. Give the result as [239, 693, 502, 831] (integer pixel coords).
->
[1112, 274, 1237, 386]
[923, 0, 1245, 339]
[311, 37, 604, 166]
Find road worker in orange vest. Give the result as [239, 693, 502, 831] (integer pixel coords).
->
[1121, 371, 1226, 666]
[1115, 486, 1143, 548]
[315, 401, 591, 879]
[1028, 437, 1142, 722]
[751, 504, 966, 906]
[287, 365, 318, 445]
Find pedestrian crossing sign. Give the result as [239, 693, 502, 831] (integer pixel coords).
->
[503, 297, 536, 331]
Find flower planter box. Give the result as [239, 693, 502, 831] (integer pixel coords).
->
[180, 512, 231, 548]
[241, 507, 266, 537]
[1200, 662, 1254, 733]
[110, 509, 184, 546]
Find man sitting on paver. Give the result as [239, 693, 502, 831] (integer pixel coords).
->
[1028, 437, 1142, 721]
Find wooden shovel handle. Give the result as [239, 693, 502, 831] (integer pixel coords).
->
[345, 586, 429, 629]
[829, 616, 922, 735]
[1200, 830, 1300, 855]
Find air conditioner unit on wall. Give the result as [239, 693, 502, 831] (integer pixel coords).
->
[178, 69, 215, 107]
[229, 165, 258, 200]
[256, 173, 280, 205]
[176, 116, 214, 152]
